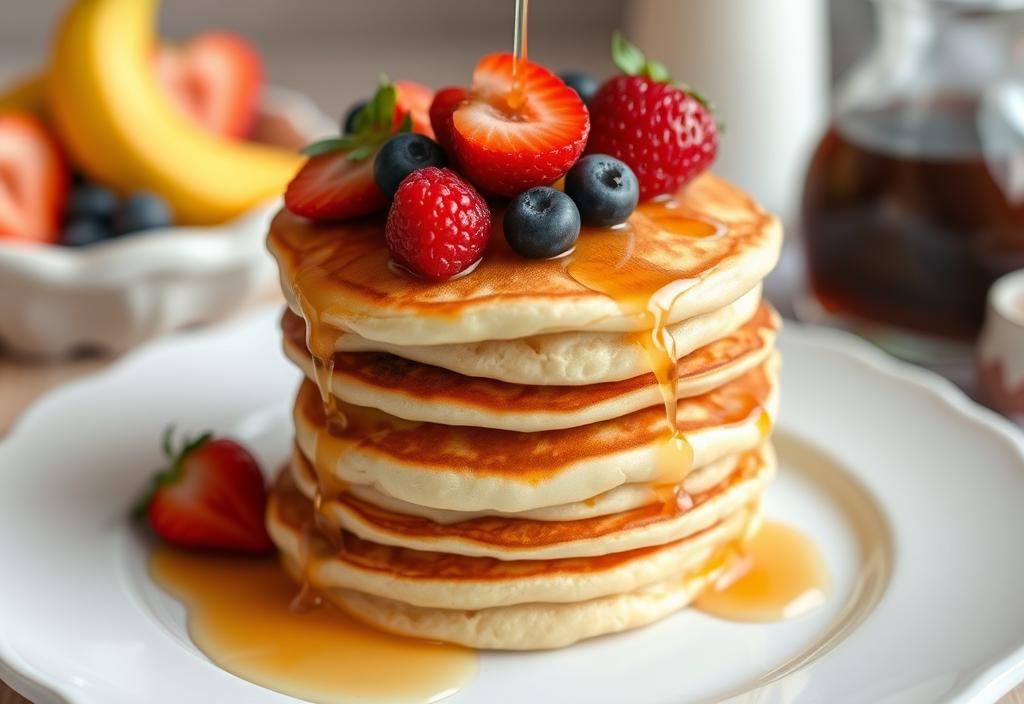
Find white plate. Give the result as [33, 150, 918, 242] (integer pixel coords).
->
[1, 308, 1023, 704]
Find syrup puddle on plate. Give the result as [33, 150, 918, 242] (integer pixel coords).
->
[694, 519, 831, 621]
[150, 547, 477, 704]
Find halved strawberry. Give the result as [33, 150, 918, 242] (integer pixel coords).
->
[137, 429, 273, 553]
[284, 149, 386, 220]
[0, 113, 69, 245]
[155, 31, 263, 140]
[429, 86, 469, 157]
[394, 80, 435, 138]
[451, 54, 589, 197]
[286, 79, 411, 221]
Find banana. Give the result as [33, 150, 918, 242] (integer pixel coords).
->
[46, 0, 302, 225]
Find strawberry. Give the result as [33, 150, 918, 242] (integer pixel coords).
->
[385, 167, 491, 281]
[137, 428, 273, 553]
[0, 113, 69, 245]
[285, 79, 413, 221]
[586, 33, 718, 200]
[394, 80, 435, 138]
[154, 31, 263, 140]
[451, 54, 589, 197]
[429, 86, 468, 157]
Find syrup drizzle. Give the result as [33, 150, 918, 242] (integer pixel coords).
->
[508, 0, 529, 110]
[150, 548, 476, 704]
[694, 520, 831, 621]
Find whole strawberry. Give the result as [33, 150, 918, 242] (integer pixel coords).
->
[385, 167, 491, 281]
[586, 33, 718, 200]
[136, 428, 273, 553]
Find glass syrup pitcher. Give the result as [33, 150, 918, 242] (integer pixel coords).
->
[802, 0, 1024, 361]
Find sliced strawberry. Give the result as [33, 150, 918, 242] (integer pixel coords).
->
[286, 80, 414, 221]
[429, 86, 469, 157]
[138, 429, 273, 553]
[284, 148, 387, 220]
[155, 31, 263, 140]
[394, 80, 435, 138]
[0, 113, 69, 245]
[451, 54, 589, 197]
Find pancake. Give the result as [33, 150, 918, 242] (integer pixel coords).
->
[269, 174, 782, 346]
[293, 354, 779, 513]
[299, 559, 731, 650]
[267, 469, 759, 610]
[307, 445, 775, 560]
[290, 449, 742, 524]
[306, 285, 763, 387]
[282, 302, 779, 431]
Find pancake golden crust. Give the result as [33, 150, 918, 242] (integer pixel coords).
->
[281, 303, 780, 430]
[293, 358, 776, 481]
[269, 174, 782, 345]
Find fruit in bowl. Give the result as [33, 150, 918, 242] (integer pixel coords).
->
[0, 0, 332, 355]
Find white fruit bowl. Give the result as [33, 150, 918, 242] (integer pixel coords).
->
[0, 86, 333, 357]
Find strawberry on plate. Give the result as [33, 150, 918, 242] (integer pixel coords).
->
[429, 86, 469, 158]
[0, 112, 69, 245]
[136, 428, 273, 553]
[586, 32, 718, 200]
[394, 80, 435, 138]
[452, 54, 589, 197]
[154, 31, 263, 140]
[285, 79, 413, 221]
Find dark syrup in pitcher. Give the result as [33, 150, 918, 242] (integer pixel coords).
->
[802, 100, 1024, 340]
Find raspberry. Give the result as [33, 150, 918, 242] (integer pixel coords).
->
[385, 167, 492, 281]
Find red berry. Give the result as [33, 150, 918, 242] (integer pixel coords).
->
[451, 54, 589, 197]
[139, 430, 273, 553]
[284, 147, 387, 220]
[385, 167, 491, 281]
[394, 80, 435, 138]
[0, 113, 69, 245]
[586, 75, 718, 200]
[154, 31, 263, 140]
[429, 86, 469, 157]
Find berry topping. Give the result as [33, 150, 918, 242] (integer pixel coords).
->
[114, 192, 174, 234]
[286, 80, 414, 220]
[0, 113, 69, 245]
[558, 71, 600, 104]
[373, 133, 447, 198]
[61, 217, 112, 247]
[586, 33, 718, 200]
[429, 86, 469, 157]
[451, 54, 590, 197]
[66, 184, 118, 223]
[341, 99, 368, 134]
[385, 167, 491, 281]
[154, 31, 263, 140]
[393, 80, 436, 138]
[504, 186, 580, 260]
[564, 153, 639, 227]
[136, 428, 273, 553]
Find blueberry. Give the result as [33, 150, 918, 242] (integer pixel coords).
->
[373, 133, 447, 197]
[564, 154, 639, 227]
[114, 192, 174, 235]
[558, 72, 600, 104]
[61, 217, 112, 247]
[341, 99, 368, 134]
[504, 187, 580, 259]
[66, 184, 118, 224]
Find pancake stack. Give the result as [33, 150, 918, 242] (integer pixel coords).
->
[266, 174, 783, 650]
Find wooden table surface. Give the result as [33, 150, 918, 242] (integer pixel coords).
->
[1, 312, 1022, 704]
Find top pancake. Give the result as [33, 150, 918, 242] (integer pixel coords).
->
[269, 174, 782, 346]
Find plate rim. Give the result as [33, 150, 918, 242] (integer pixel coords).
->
[1, 310, 1023, 704]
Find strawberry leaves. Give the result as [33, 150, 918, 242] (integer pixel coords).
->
[302, 78, 412, 163]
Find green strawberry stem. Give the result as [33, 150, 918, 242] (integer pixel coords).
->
[301, 77, 413, 163]
[131, 426, 212, 519]
[611, 31, 713, 112]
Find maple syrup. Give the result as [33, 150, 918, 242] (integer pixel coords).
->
[694, 520, 830, 622]
[150, 547, 476, 703]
